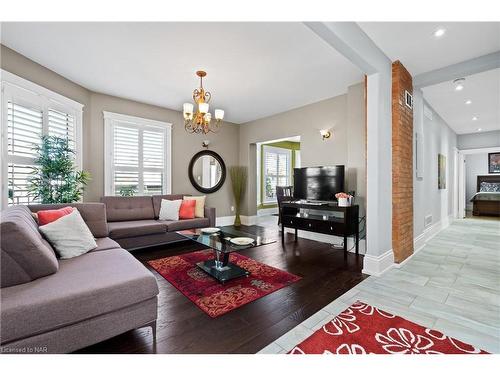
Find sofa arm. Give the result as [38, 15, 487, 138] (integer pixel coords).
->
[204, 207, 216, 227]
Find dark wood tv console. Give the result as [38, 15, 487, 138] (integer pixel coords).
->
[280, 201, 359, 254]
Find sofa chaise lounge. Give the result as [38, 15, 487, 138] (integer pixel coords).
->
[0, 203, 159, 354]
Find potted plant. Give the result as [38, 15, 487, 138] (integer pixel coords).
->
[335, 192, 353, 207]
[28, 135, 91, 203]
[229, 166, 247, 226]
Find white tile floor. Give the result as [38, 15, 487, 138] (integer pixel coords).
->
[258, 217, 500, 354]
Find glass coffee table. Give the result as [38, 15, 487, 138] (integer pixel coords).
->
[177, 227, 275, 283]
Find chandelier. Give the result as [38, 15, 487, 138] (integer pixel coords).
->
[183, 71, 224, 134]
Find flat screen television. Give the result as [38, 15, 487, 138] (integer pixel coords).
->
[293, 166, 345, 201]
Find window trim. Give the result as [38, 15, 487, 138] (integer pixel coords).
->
[1, 70, 83, 209]
[262, 145, 292, 204]
[103, 111, 172, 196]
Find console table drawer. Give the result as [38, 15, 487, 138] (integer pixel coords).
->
[282, 216, 322, 231]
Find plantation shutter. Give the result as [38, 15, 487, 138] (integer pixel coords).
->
[263, 145, 291, 203]
[1, 74, 83, 208]
[48, 109, 76, 150]
[107, 117, 169, 196]
[6, 101, 44, 205]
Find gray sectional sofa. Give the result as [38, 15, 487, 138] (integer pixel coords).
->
[1, 195, 215, 353]
[0, 203, 159, 354]
[101, 194, 216, 250]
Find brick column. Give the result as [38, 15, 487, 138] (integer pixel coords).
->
[392, 61, 414, 263]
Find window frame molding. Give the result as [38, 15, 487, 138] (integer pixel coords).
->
[1, 70, 84, 209]
[262, 144, 292, 204]
[103, 111, 172, 196]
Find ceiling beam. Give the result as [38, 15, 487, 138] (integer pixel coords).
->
[303, 22, 391, 75]
[414, 51, 500, 88]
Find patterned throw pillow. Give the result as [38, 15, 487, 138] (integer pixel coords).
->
[480, 182, 500, 192]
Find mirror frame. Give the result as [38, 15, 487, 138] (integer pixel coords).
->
[188, 150, 226, 194]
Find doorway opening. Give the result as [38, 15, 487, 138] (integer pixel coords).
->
[256, 136, 301, 227]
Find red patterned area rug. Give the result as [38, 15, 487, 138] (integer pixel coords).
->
[290, 301, 489, 354]
[148, 249, 301, 318]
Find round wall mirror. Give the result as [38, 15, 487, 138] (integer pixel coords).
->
[188, 150, 226, 194]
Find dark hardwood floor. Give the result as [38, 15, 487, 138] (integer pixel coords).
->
[76, 225, 367, 354]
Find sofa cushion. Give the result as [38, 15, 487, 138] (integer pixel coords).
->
[91, 237, 121, 252]
[107, 220, 167, 239]
[165, 218, 210, 232]
[30, 203, 108, 238]
[0, 249, 159, 344]
[152, 194, 185, 218]
[1, 206, 59, 288]
[101, 196, 155, 222]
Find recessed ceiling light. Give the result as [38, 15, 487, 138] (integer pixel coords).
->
[453, 78, 465, 91]
[465, 100, 472, 105]
[477, 128, 482, 132]
[433, 28, 446, 38]
[472, 116, 478, 121]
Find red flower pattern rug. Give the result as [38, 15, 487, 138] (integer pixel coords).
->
[290, 301, 489, 354]
[148, 249, 301, 318]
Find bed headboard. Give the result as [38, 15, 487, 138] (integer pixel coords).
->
[477, 175, 500, 192]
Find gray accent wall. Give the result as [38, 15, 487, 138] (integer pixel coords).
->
[238, 82, 366, 217]
[1, 45, 239, 216]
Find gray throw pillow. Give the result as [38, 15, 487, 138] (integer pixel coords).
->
[38, 209, 97, 259]
[1, 206, 59, 287]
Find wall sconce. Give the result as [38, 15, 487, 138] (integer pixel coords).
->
[320, 129, 331, 141]
[202, 140, 210, 148]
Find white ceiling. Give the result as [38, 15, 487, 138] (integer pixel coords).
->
[422, 68, 500, 134]
[358, 22, 500, 76]
[0, 22, 363, 124]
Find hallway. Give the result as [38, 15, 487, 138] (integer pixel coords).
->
[260, 218, 500, 353]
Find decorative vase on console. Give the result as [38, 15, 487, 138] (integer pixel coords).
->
[335, 192, 353, 207]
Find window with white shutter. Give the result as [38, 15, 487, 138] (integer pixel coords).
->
[104, 112, 171, 197]
[1, 71, 83, 208]
[263, 145, 291, 203]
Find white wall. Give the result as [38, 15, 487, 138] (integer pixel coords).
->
[458, 130, 500, 150]
[413, 93, 458, 238]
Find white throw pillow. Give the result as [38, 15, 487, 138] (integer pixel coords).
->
[183, 195, 206, 218]
[38, 210, 97, 259]
[159, 199, 183, 221]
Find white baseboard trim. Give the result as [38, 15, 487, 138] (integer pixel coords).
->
[215, 216, 235, 226]
[257, 207, 278, 216]
[283, 228, 366, 254]
[215, 215, 259, 226]
[395, 214, 454, 269]
[362, 249, 395, 276]
[241, 215, 258, 226]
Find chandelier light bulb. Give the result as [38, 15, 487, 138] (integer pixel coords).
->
[183, 103, 193, 115]
[215, 109, 224, 120]
[199, 102, 209, 114]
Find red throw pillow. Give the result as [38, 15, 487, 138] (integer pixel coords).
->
[179, 199, 196, 219]
[37, 207, 75, 226]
